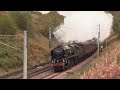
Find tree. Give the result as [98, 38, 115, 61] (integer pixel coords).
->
[10, 11, 32, 31]
[0, 15, 18, 35]
[116, 18, 120, 40]
[31, 11, 64, 37]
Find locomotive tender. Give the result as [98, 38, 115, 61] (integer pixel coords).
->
[51, 38, 98, 72]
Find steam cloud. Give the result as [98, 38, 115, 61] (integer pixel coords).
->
[54, 11, 113, 43]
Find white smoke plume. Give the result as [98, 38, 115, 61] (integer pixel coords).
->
[54, 11, 113, 43]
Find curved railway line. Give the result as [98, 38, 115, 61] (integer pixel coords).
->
[0, 35, 117, 79]
[18, 66, 52, 79]
[0, 62, 51, 79]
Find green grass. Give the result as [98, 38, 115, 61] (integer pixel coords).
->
[0, 67, 22, 76]
[67, 73, 77, 79]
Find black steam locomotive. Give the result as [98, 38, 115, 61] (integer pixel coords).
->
[51, 38, 98, 72]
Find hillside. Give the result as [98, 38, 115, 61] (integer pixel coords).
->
[0, 11, 64, 75]
[67, 38, 120, 79]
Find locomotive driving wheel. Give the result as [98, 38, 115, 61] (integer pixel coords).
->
[54, 67, 57, 72]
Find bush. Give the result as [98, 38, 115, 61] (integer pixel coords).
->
[116, 53, 120, 64]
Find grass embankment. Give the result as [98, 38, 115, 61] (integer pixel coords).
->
[67, 38, 120, 79]
[28, 32, 58, 66]
[0, 36, 23, 76]
[0, 33, 58, 76]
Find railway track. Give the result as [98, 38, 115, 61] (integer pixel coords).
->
[0, 51, 103, 79]
[18, 66, 52, 79]
[0, 35, 117, 79]
[0, 51, 107, 79]
[0, 62, 51, 79]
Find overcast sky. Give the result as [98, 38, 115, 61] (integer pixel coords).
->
[39, 11, 50, 14]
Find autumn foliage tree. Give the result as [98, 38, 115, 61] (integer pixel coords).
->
[108, 11, 120, 40]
